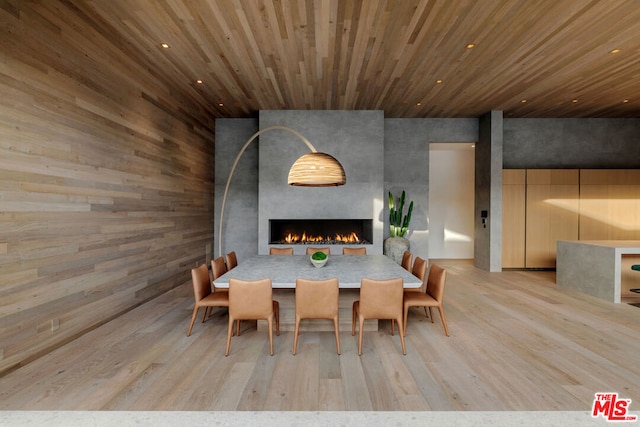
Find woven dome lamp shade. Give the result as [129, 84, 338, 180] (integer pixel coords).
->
[288, 152, 346, 186]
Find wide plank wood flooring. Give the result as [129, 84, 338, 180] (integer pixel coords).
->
[1, 260, 639, 411]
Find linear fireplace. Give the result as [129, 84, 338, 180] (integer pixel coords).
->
[270, 219, 373, 245]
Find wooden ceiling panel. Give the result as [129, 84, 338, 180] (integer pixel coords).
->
[63, 0, 640, 118]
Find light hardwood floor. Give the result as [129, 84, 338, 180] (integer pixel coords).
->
[1, 260, 639, 411]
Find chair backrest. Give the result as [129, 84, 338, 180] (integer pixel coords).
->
[306, 247, 330, 255]
[225, 251, 238, 270]
[211, 256, 227, 280]
[412, 256, 428, 292]
[191, 264, 211, 302]
[401, 251, 413, 272]
[343, 247, 366, 255]
[270, 247, 294, 255]
[228, 278, 273, 318]
[426, 264, 447, 302]
[359, 277, 403, 319]
[295, 277, 339, 317]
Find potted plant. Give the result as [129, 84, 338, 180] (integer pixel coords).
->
[384, 190, 414, 264]
[310, 251, 328, 268]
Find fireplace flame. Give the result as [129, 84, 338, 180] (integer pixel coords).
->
[283, 231, 360, 244]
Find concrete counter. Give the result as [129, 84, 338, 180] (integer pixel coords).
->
[556, 240, 640, 303]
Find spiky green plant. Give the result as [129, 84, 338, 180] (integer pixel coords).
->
[388, 191, 413, 237]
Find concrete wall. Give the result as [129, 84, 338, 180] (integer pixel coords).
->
[214, 119, 259, 262]
[214, 114, 640, 271]
[504, 118, 640, 168]
[475, 111, 504, 272]
[384, 119, 478, 260]
[258, 110, 385, 255]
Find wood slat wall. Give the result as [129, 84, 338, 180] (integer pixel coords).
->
[0, 2, 215, 375]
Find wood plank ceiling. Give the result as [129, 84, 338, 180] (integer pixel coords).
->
[72, 0, 640, 118]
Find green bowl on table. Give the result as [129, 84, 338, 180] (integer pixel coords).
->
[310, 251, 328, 268]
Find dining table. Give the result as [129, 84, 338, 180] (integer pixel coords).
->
[213, 254, 422, 289]
[213, 254, 422, 332]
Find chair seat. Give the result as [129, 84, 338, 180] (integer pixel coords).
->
[403, 291, 437, 306]
[201, 292, 230, 306]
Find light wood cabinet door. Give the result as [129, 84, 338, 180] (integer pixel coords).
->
[525, 170, 579, 268]
[502, 170, 526, 268]
[579, 170, 640, 240]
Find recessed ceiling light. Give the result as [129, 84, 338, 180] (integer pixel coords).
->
[466, 43, 475, 49]
[161, 43, 170, 49]
[416, 102, 422, 106]
[623, 99, 630, 103]
[196, 80, 203, 84]
[436, 79, 443, 84]
[521, 99, 527, 103]
[572, 99, 578, 103]
[610, 48, 621, 54]
[218, 103, 224, 107]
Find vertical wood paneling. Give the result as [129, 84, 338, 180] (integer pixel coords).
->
[525, 170, 579, 268]
[579, 169, 640, 240]
[0, 1, 215, 375]
[502, 169, 526, 268]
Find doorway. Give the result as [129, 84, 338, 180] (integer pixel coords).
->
[428, 142, 475, 259]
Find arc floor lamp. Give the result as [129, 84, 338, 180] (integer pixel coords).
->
[217, 125, 346, 257]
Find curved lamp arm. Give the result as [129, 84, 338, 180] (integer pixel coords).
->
[217, 125, 318, 257]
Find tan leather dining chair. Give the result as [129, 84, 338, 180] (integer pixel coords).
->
[401, 251, 413, 272]
[203, 256, 230, 318]
[211, 256, 228, 286]
[406, 256, 427, 293]
[225, 251, 238, 270]
[352, 277, 406, 355]
[187, 264, 229, 336]
[306, 247, 330, 255]
[270, 247, 294, 255]
[343, 247, 366, 255]
[225, 278, 280, 356]
[403, 264, 450, 337]
[293, 278, 340, 355]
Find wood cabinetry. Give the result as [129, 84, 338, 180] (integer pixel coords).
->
[502, 170, 526, 268]
[525, 170, 579, 268]
[502, 169, 640, 269]
[579, 170, 640, 240]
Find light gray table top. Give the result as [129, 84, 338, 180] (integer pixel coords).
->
[213, 254, 422, 289]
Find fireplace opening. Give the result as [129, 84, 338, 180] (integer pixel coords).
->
[270, 219, 373, 245]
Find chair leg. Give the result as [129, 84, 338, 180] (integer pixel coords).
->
[267, 314, 274, 356]
[274, 301, 280, 336]
[333, 315, 341, 355]
[396, 315, 406, 355]
[201, 306, 208, 323]
[429, 307, 434, 323]
[358, 315, 365, 356]
[225, 316, 234, 356]
[390, 319, 395, 336]
[292, 314, 301, 355]
[187, 306, 199, 336]
[437, 306, 450, 336]
[423, 307, 429, 319]
[403, 304, 409, 337]
[351, 301, 358, 336]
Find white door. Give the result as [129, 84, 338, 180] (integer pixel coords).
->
[428, 143, 475, 259]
